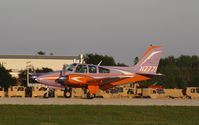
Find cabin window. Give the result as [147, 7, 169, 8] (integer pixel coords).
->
[99, 67, 110, 73]
[191, 89, 195, 93]
[89, 66, 97, 73]
[157, 89, 165, 94]
[75, 65, 87, 73]
[196, 88, 199, 93]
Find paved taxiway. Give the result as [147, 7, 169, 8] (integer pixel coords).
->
[0, 98, 199, 106]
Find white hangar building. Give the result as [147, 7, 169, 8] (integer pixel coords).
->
[0, 54, 84, 78]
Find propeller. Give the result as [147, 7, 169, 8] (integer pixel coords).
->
[56, 66, 68, 85]
[56, 75, 68, 85]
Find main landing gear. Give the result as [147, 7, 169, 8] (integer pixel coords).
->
[63, 87, 96, 99]
[86, 92, 95, 99]
[83, 88, 95, 99]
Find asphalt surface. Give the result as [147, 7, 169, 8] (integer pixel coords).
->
[0, 98, 199, 106]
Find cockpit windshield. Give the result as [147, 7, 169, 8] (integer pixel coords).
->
[63, 63, 77, 72]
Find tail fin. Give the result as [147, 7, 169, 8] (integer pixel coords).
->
[134, 45, 162, 75]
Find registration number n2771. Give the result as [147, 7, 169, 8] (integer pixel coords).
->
[139, 66, 157, 73]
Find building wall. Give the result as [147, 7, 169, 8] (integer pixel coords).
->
[0, 58, 81, 78]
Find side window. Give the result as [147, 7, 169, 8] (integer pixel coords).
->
[89, 66, 97, 73]
[75, 65, 87, 73]
[196, 88, 199, 93]
[191, 89, 195, 93]
[99, 67, 110, 73]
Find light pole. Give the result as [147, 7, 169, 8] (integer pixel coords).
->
[26, 61, 31, 87]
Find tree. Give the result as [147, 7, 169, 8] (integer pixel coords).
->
[116, 63, 128, 67]
[0, 64, 15, 90]
[37, 51, 46, 55]
[84, 53, 116, 66]
[18, 68, 33, 86]
[35, 67, 53, 73]
[49, 53, 54, 56]
[134, 57, 139, 65]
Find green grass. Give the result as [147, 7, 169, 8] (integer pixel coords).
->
[0, 105, 198, 125]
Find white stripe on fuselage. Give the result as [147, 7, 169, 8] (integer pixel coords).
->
[71, 77, 83, 82]
[112, 69, 133, 75]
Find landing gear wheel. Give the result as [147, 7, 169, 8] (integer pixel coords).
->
[43, 93, 48, 98]
[64, 88, 72, 98]
[87, 92, 95, 99]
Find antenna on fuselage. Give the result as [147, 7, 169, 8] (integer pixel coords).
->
[98, 60, 103, 66]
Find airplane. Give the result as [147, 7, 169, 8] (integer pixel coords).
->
[35, 45, 163, 99]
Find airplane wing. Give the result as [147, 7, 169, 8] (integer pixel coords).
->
[85, 75, 131, 91]
[64, 73, 130, 86]
[88, 76, 129, 85]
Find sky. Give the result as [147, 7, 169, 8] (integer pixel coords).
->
[0, 0, 199, 65]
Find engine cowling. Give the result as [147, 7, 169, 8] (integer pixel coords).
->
[57, 74, 96, 85]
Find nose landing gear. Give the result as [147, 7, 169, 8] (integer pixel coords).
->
[64, 87, 72, 98]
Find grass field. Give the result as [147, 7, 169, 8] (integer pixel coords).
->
[0, 105, 199, 125]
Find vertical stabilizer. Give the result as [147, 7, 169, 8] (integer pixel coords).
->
[134, 45, 162, 75]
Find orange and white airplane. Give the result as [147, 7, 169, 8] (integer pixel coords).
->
[36, 45, 162, 98]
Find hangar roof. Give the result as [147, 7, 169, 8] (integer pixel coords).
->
[0, 55, 80, 60]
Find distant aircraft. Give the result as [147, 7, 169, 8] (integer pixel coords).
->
[35, 45, 162, 98]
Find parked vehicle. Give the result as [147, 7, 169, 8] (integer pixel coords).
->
[184, 87, 199, 99]
[7, 86, 25, 97]
[141, 88, 166, 99]
[0, 87, 4, 97]
[32, 86, 48, 98]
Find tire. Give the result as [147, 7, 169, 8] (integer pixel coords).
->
[48, 89, 55, 97]
[87, 92, 95, 99]
[43, 93, 48, 98]
[63, 87, 72, 98]
[64, 90, 72, 98]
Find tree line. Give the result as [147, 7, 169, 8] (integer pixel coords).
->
[153, 55, 199, 89]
